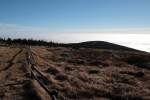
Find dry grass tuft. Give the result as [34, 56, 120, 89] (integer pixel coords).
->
[44, 66, 60, 75]
[55, 73, 68, 81]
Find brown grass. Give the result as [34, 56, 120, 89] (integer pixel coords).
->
[31, 46, 150, 100]
[0, 45, 150, 100]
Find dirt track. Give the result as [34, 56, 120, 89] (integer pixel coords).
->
[0, 46, 29, 100]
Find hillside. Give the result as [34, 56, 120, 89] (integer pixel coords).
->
[0, 41, 150, 100]
[66, 41, 142, 52]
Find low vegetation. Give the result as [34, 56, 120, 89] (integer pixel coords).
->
[0, 37, 64, 46]
[31, 46, 150, 100]
[0, 39, 150, 100]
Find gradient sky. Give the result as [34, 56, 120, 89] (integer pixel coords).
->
[0, 0, 150, 29]
[0, 0, 150, 51]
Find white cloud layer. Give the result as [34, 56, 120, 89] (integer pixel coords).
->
[0, 23, 150, 52]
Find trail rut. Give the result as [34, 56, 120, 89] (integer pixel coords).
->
[0, 49, 23, 72]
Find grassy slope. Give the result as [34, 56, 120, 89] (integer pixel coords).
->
[0, 41, 150, 100]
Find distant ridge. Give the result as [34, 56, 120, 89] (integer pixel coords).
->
[0, 38, 144, 52]
[67, 41, 141, 52]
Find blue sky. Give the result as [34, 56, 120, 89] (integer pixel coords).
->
[0, 0, 150, 29]
[0, 0, 150, 49]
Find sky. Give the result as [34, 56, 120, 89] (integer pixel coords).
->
[0, 0, 150, 51]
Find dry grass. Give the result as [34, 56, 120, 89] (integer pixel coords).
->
[31, 46, 150, 100]
[0, 45, 150, 100]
